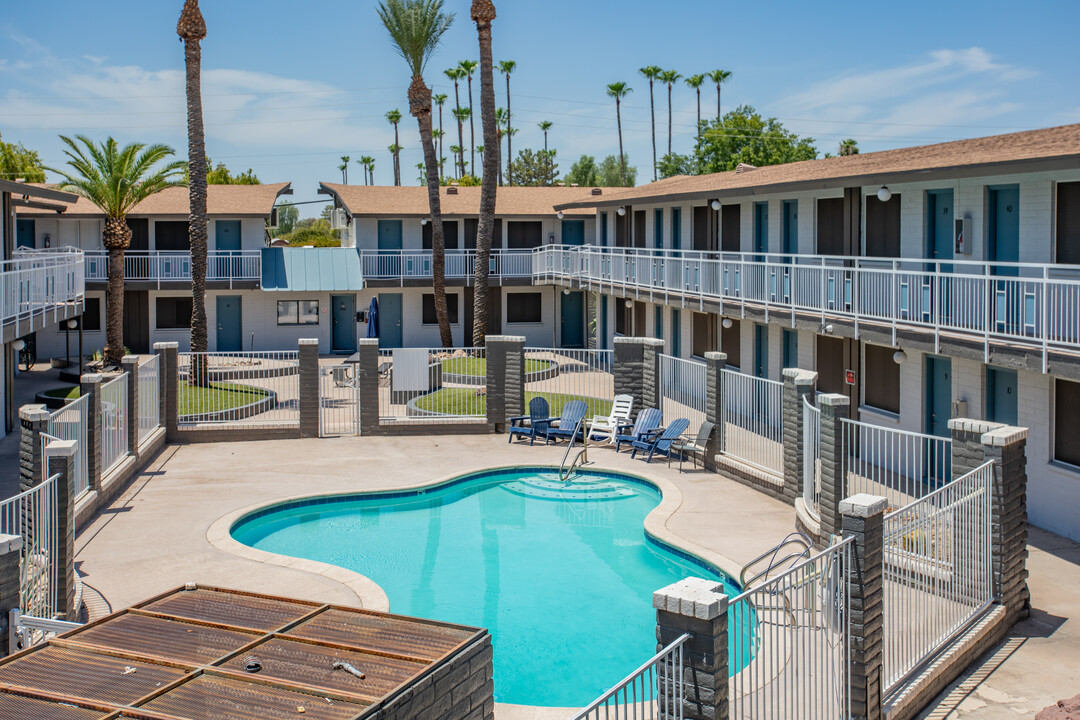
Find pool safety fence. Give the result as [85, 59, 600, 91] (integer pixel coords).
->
[721, 369, 784, 475]
[0, 471, 58, 621]
[570, 632, 690, 720]
[99, 374, 128, 477]
[46, 396, 88, 499]
[378, 347, 488, 423]
[843, 419, 953, 511]
[177, 350, 300, 428]
[803, 396, 822, 520]
[320, 363, 362, 436]
[137, 354, 161, 445]
[524, 348, 615, 418]
[658, 354, 707, 432]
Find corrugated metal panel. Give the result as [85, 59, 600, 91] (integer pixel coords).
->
[67, 612, 260, 665]
[139, 674, 368, 720]
[0, 692, 107, 719]
[288, 609, 475, 661]
[260, 248, 364, 292]
[140, 588, 315, 632]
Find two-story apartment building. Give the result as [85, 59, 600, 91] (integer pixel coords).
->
[540, 122, 1080, 541]
[318, 184, 600, 347]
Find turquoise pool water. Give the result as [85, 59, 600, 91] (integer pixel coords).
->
[231, 468, 748, 707]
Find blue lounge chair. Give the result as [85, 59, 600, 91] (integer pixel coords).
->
[545, 400, 589, 442]
[631, 418, 691, 462]
[614, 408, 662, 453]
[508, 397, 552, 445]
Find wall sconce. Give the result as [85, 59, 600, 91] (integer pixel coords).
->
[420, 218, 428, 226]
[722, 318, 733, 329]
[562, 288, 570, 295]
[616, 207, 626, 216]
[12, 339, 25, 351]
[67, 319, 78, 329]
[710, 200, 721, 211]
[557, 211, 565, 219]
[820, 323, 834, 335]
[624, 299, 633, 308]
[893, 350, 908, 365]
[877, 186, 892, 202]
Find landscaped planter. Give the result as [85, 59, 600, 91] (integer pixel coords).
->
[36, 388, 82, 410]
[441, 360, 558, 387]
[178, 389, 279, 424]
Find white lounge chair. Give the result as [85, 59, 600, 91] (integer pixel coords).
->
[587, 394, 634, 443]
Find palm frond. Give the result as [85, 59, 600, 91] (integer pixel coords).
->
[377, 0, 455, 77]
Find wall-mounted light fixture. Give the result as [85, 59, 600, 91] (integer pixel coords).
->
[893, 350, 908, 365]
[12, 339, 25, 351]
[710, 200, 721, 211]
[877, 186, 892, 202]
[624, 299, 633, 308]
[616, 207, 626, 216]
[557, 211, 565, 219]
[420, 218, 428, 226]
[67, 319, 78, 330]
[722, 318, 733, 329]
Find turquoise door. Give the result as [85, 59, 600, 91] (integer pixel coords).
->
[754, 202, 768, 254]
[782, 200, 797, 254]
[754, 324, 769, 379]
[653, 210, 664, 249]
[670, 308, 681, 356]
[989, 186, 1022, 333]
[782, 328, 798, 370]
[379, 293, 403, 348]
[378, 220, 403, 250]
[215, 295, 242, 352]
[561, 291, 585, 348]
[986, 366, 1018, 425]
[600, 296, 609, 349]
[215, 220, 242, 251]
[16, 219, 34, 248]
[925, 356, 952, 482]
[671, 208, 682, 250]
[927, 190, 954, 262]
[215, 220, 242, 278]
[332, 295, 357, 353]
[561, 220, 585, 246]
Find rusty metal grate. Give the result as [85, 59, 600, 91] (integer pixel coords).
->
[66, 612, 261, 665]
[138, 588, 316, 632]
[0, 690, 109, 719]
[287, 608, 476, 661]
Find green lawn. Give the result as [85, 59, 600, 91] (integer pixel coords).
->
[439, 357, 554, 377]
[43, 386, 82, 400]
[178, 381, 271, 416]
[413, 388, 611, 418]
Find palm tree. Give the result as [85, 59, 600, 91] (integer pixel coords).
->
[49, 137, 185, 366]
[497, 60, 516, 184]
[177, 0, 210, 362]
[386, 109, 403, 185]
[340, 155, 351, 184]
[659, 69, 681, 156]
[453, 106, 472, 176]
[538, 120, 553, 185]
[416, 161, 426, 185]
[685, 74, 706, 139]
[433, 93, 448, 180]
[459, 59, 479, 176]
[359, 156, 375, 184]
[470, 0, 498, 346]
[638, 66, 662, 182]
[378, 0, 455, 346]
[606, 82, 632, 187]
[708, 69, 732, 119]
[494, 107, 508, 185]
[838, 138, 859, 156]
[450, 144, 463, 178]
[445, 67, 466, 180]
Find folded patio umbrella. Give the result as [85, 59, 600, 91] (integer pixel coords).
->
[367, 295, 379, 338]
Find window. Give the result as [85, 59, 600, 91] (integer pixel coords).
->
[721, 204, 741, 252]
[155, 221, 190, 251]
[817, 197, 845, 255]
[156, 297, 192, 329]
[277, 300, 319, 326]
[865, 193, 901, 257]
[692, 312, 716, 358]
[127, 219, 149, 251]
[506, 221, 542, 249]
[1055, 378, 1080, 467]
[654, 305, 663, 340]
[507, 292, 542, 324]
[670, 308, 681, 356]
[68, 297, 102, 332]
[671, 208, 682, 250]
[422, 293, 459, 325]
[422, 220, 459, 250]
[863, 344, 900, 414]
[1057, 181, 1080, 264]
[654, 209, 664, 249]
[782, 329, 798, 369]
[721, 317, 740, 368]
[600, 212, 608, 246]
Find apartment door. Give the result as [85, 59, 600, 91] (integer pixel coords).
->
[816, 335, 857, 408]
[753, 324, 769, 379]
[123, 291, 150, 354]
[561, 220, 585, 246]
[670, 309, 681, 356]
[378, 293, 403, 348]
[782, 200, 798, 255]
[925, 356, 952, 438]
[989, 186, 1020, 271]
[560, 291, 585, 348]
[927, 189, 955, 322]
[215, 296, 243, 352]
[331, 295, 357, 354]
[986, 366, 1018, 426]
[378, 220, 403, 250]
[753, 202, 768, 255]
[215, 220, 242, 279]
[16, 220, 34, 249]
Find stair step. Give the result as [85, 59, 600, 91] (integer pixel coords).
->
[501, 477, 636, 501]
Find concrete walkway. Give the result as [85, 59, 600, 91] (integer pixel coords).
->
[0, 362, 78, 499]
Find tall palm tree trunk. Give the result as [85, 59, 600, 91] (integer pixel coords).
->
[472, 0, 498, 346]
[648, 79, 657, 181]
[505, 74, 512, 185]
[183, 32, 209, 372]
[667, 83, 673, 156]
[616, 98, 626, 187]
[453, 82, 466, 179]
[716, 84, 721, 120]
[393, 125, 401, 186]
[103, 219, 130, 366]
[695, 88, 701, 139]
[467, 74, 476, 177]
[410, 77, 452, 347]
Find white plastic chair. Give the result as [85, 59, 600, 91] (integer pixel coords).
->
[587, 394, 634, 443]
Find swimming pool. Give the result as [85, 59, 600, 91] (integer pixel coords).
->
[231, 467, 749, 707]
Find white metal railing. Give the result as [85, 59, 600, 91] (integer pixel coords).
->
[524, 348, 615, 420]
[571, 632, 690, 720]
[730, 537, 853, 719]
[659, 354, 707, 432]
[721, 369, 784, 474]
[378, 347, 488, 423]
[138, 354, 161, 444]
[882, 460, 994, 695]
[533, 245, 1080, 366]
[804, 396, 822, 519]
[100, 374, 129, 475]
[320, 364, 361, 436]
[177, 351, 299, 428]
[47, 395, 89, 498]
[3, 248, 84, 335]
[359, 249, 534, 282]
[843, 419, 953, 511]
[83, 250, 261, 286]
[9, 609, 80, 654]
[0, 473, 58, 620]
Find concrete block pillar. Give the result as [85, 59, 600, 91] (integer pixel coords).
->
[80, 374, 102, 493]
[18, 404, 50, 493]
[782, 368, 818, 506]
[355, 339, 381, 436]
[818, 393, 850, 541]
[613, 337, 646, 411]
[485, 336, 525, 433]
[45, 439, 78, 621]
[641, 337, 665, 412]
[704, 352, 728, 469]
[154, 342, 178, 441]
[298, 339, 319, 438]
[0, 533, 23, 652]
[841, 493, 887, 720]
[653, 577, 729, 720]
[120, 356, 139, 454]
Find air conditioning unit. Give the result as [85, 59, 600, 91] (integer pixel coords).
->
[333, 208, 349, 230]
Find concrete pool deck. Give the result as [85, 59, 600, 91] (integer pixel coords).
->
[73, 435, 1080, 719]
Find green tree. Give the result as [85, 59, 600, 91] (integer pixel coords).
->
[48, 137, 186, 365]
[707, 69, 732, 119]
[598, 154, 636, 187]
[839, 138, 860, 156]
[685, 74, 706, 139]
[509, 148, 558, 186]
[378, 0, 455, 347]
[659, 69, 681, 157]
[605, 82, 632, 186]
[204, 158, 259, 184]
[498, 59, 516, 184]
[638, 66, 662, 182]
[271, 202, 299, 237]
[567, 154, 635, 187]
[693, 105, 818, 173]
[279, 217, 340, 246]
[657, 152, 697, 179]
[386, 109, 403, 185]
[0, 133, 45, 182]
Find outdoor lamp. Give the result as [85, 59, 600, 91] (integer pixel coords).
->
[12, 339, 25, 351]
[420, 218, 428, 226]
[562, 288, 571, 295]
[877, 186, 892, 202]
[616, 207, 626, 216]
[893, 350, 908, 365]
[711, 200, 721, 211]
[624, 299, 633, 308]
[67, 319, 78, 329]
[557, 211, 564, 219]
[722, 318, 733, 329]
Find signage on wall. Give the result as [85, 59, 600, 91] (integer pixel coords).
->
[845, 370, 856, 385]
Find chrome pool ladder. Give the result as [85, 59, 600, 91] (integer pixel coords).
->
[559, 416, 589, 482]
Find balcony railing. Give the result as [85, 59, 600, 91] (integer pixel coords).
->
[3, 248, 84, 334]
[359, 249, 534, 282]
[84, 250, 261, 286]
[533, 245, 1080, 366]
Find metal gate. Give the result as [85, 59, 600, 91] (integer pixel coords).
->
[320, 365, 361, 436]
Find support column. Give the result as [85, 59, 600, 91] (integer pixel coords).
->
[18, 404, 50, 493]
[155, 342, 178, 442]
[654, 577, 729, 720]
[80, 374, 102, 493]
[818, 393, 850, 541]
[641, 337, 665, 412]
[298, 339, 319, 438]
[355, 339, 381, 436]
[120, 356, 139, 454]
[0, 533, 22, 654]
[704, 352, 728, 469]
[613, 337, 646, 408]
[782, 368, 817, 506]
[841, 493, 887, 720]
[45, 439, 78, 621]
[485, 336, 525, 433]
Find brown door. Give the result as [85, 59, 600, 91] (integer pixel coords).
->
[816, 335, 858, 408]
[123, 290, 150, 354]
[634, 210, 647, 249]
[721, 204, 741, 252]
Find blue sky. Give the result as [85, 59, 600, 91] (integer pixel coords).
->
[1, 0, 1077, 215]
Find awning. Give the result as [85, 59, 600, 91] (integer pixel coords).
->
[260, 246, 364, 292]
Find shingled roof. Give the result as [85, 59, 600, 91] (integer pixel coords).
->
[319, 183, 599, 218]
[16, 182, 292, 218]
[553, 123, 1080, 210]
